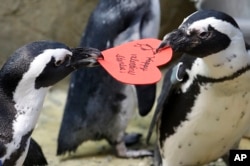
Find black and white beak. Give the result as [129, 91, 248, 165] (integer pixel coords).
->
[69, 47, 104, 69]
[156, 33, 172, 52]
[156, 29, 190, 53]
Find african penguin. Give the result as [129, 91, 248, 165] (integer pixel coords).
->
[148, 10, 250, 166]
[0, 41, 102, 166]
[57, 0, 160, 158]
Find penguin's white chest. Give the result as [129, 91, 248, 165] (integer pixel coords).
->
[162, 73, 250, 166]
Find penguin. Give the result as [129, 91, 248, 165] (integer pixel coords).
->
[57, 0, 160, 158]
[0, 40, 102, 166]
[147, 10, 250, 166]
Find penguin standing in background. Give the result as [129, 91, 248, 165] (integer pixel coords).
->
[0, 40, 102, 166]
[57, 0, 160, 158]
[148, 10, 250, 166]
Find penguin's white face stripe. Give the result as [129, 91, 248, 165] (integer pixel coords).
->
[187, 17, 242, 39]
[21, 48, 72, 80]
[4, 48, 72, 162]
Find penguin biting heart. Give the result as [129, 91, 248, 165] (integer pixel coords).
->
[0, 40, 102, 166]
[148, 10, 250, 166]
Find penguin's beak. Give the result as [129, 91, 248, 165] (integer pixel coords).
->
[69, 47, 104, 69]
[156, 33, 172, 53]
[156, 29, 191, 53]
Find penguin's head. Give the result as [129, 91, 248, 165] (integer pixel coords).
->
[0, 41, 103, 97]
[157, 10, 244, 57]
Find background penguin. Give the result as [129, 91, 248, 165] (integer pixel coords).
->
[148, 10, 250, 166]
[57, 0, 160, 158]
[0, 40, 102, 166]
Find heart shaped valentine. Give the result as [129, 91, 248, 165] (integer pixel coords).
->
[98, 38, 172, 84]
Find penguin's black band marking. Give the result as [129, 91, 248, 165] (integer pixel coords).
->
[197, 64, 250, 84]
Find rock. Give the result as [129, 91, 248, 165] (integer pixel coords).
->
[159, 0, 196, 38]
[0, 0, 98, 65]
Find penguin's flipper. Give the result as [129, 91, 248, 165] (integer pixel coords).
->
[146, 62, 186, 144]
[135, 84, 156, 116]
[153, 144, 162, 166]
[23, 138, 48, 166]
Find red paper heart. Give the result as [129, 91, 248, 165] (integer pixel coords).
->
[98, 38, 172, 84]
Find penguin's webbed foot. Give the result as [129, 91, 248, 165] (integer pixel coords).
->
[115, 141, 153, 158]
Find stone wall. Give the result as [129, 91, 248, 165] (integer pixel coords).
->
[0, 0, 195, 65]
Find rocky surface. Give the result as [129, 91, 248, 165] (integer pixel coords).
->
[0, 0, 98, 65]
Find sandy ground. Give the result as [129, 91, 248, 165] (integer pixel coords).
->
[32, 77, 250, 166]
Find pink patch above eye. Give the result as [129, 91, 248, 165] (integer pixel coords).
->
[98, 38, 173, 85]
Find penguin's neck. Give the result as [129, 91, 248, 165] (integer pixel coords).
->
[12, 80, 49, 136]
[195, 39, 249, 79]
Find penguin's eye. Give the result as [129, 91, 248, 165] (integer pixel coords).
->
[198, 31, 211, 39]
[54, 54, 71, 66]
[55, 60, 64, 66]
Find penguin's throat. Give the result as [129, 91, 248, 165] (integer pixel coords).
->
[200, 39, 249, 78]
[13, 87, 48, 136]
[196, 51, 249, 79]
